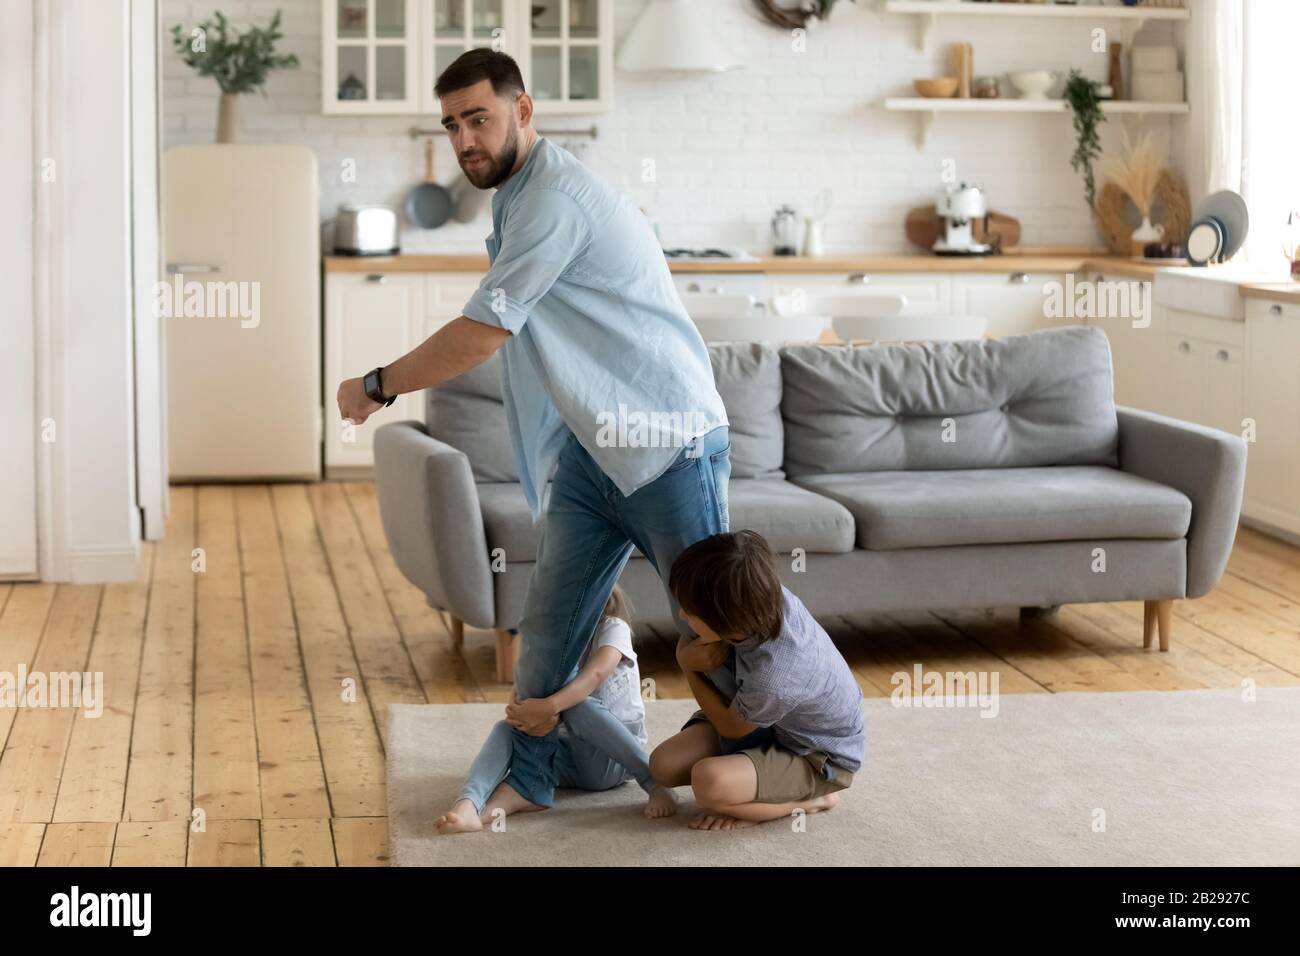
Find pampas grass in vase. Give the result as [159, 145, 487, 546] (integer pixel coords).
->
[1100, 129, 1169, 257]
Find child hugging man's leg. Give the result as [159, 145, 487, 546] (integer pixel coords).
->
[649, 530, 866, 831]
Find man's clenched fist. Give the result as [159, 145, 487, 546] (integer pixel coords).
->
[337, 376, 383, 426]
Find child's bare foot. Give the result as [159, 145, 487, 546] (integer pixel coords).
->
[689, 792, 841, 830]
[644, 785, 678, 819]
[434, 798, 483, 835]
[481, 781, 547, 821]
[689, 810, 757, 830]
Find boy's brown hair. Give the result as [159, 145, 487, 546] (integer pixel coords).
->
[668, 531, 784, 642]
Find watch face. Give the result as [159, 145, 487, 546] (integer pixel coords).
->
[364, 369, 381, 400]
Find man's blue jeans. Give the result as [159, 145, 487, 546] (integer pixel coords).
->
[505, 425, 732, 808]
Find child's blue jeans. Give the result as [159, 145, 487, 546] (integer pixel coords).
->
[457, 696, 656, 813]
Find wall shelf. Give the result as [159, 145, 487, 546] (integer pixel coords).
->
[884, 1, 1190, 50]
[884, 97, 1190, 147]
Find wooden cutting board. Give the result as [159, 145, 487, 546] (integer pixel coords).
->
[906, 206, 1022, 252]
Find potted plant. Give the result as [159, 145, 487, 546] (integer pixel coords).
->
[1064, 70, 1106, 212]
[169, 10, 299, 143]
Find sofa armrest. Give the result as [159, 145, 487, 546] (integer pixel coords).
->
[1115, 406, 1247, 599]
[372, 420, 496, 628]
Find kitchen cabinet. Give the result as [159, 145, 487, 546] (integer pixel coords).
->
[324, 271, 427, 473]
[1158, 307, 1246, 432]
[322, 0, 614, 115]
[1242, 297, 1300, 537]
[767, 272, 952, 313]
[323, 0, 421, 113]
[951, 271, 1069, 339]
[1083, 272, 1166, 413]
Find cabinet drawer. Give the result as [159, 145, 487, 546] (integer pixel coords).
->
[1167, 308, 1245, 347]
[425, 272, 484, 317]
[1246, 297, 1300, 323]
[768, 273, 951, 312]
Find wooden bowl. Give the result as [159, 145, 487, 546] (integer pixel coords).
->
[913, 77, 960, 98]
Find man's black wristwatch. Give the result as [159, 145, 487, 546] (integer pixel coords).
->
[363, 366, 396, 407]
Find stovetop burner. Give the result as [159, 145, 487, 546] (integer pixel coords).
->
[662, 247, 737, 258]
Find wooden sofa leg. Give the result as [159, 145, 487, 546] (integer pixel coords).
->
[495, 629, 522, 683]
[448, 615, 464, 651]
[1143, 599, 1173, 651]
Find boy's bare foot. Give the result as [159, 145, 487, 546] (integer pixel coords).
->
[644, 785, 678, 819]
[689, 791, 841, 830]
[689, 811, 757, 830]
[434, 798, 483, 835]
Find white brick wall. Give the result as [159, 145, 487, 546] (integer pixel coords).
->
[161, 0, 1181, 254]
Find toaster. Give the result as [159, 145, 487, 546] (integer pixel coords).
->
[334, 204, 399, 256]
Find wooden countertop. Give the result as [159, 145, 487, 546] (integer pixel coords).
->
[323, 250, 1171, 277]
[1239, 282, 1300, 307]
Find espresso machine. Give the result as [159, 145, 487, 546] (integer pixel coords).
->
[934, 183, 994, 256]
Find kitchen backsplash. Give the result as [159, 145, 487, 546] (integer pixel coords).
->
[162, 0, 1180, 254]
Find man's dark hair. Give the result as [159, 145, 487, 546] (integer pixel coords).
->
[434, 48, 526, 100]
[669, 531, 784, 643]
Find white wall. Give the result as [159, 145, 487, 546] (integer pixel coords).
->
[30, 0, 145, 582]
[161, 0, 1180, 253]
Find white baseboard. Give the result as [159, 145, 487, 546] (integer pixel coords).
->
[68, 544, 142, 584]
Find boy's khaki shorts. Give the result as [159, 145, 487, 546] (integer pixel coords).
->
[681, 710, 855, 805]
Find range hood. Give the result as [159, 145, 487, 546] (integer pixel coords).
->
[616, 0, 741, 73]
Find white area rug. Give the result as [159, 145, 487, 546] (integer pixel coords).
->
[387, 689, 1300, 866]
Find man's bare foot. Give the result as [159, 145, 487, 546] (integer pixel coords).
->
[689, 811, 757, 830]
[644, 785, 678, 819]
[434, 798, 483, 835]
[480, 780, 547, 822]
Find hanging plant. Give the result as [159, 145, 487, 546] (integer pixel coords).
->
[751, 0, 857, 31]
[1064, 70, 1106, 210]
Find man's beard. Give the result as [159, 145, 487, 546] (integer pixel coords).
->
[463, 122, 519, 189]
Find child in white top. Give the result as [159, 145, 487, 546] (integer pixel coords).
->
[435, 585, 676, 834]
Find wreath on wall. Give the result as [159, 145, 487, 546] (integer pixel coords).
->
[752, 0, 857, 30]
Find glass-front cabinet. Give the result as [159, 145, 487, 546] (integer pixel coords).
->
[323, 0, 421, 113]
[322, 0, 612, 115]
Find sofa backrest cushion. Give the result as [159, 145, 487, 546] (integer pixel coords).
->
[779, 325, 1119, 476]
[427, 343, 784, 483]
[426, 351, 519, 483]
[709, 342, 784, 480]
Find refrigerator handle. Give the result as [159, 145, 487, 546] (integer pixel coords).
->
[166, 263, 221, 274]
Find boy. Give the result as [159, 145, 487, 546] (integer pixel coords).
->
[650, 530, 866, 830]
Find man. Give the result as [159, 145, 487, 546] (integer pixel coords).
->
[337, 49, 731, 814]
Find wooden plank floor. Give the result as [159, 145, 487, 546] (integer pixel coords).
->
[1, 482, 1298, 866]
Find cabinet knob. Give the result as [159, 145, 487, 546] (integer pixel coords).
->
[365, 274, 388, 284]
[686, 282, 701, 293]
[1271, 304, 1283, 316]
[1009, 272, 1030, 284]
[847, 273, 870, 285]
[1216, 349, 1230, 361]
[1177, 340, 1191, 353]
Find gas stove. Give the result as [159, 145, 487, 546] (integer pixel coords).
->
[661, 247, 761, 262]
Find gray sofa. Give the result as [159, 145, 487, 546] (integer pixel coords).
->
[373, 325, 1247, 681]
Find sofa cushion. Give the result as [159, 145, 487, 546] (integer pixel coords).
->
[428, 344, 779, 483]
[477, 478, 856, 562]
[790, 466, 1191, 550]
[709, 343, 784, 479]
[779, 325, 1119, 477]
[426, 351, 518, 483]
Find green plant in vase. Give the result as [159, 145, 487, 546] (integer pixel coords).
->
[169, 10, 299, 143]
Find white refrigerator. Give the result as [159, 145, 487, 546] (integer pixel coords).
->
[163, 145, 321, 481]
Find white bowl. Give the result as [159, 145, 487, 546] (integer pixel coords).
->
[1008, 71, 1057, 100]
